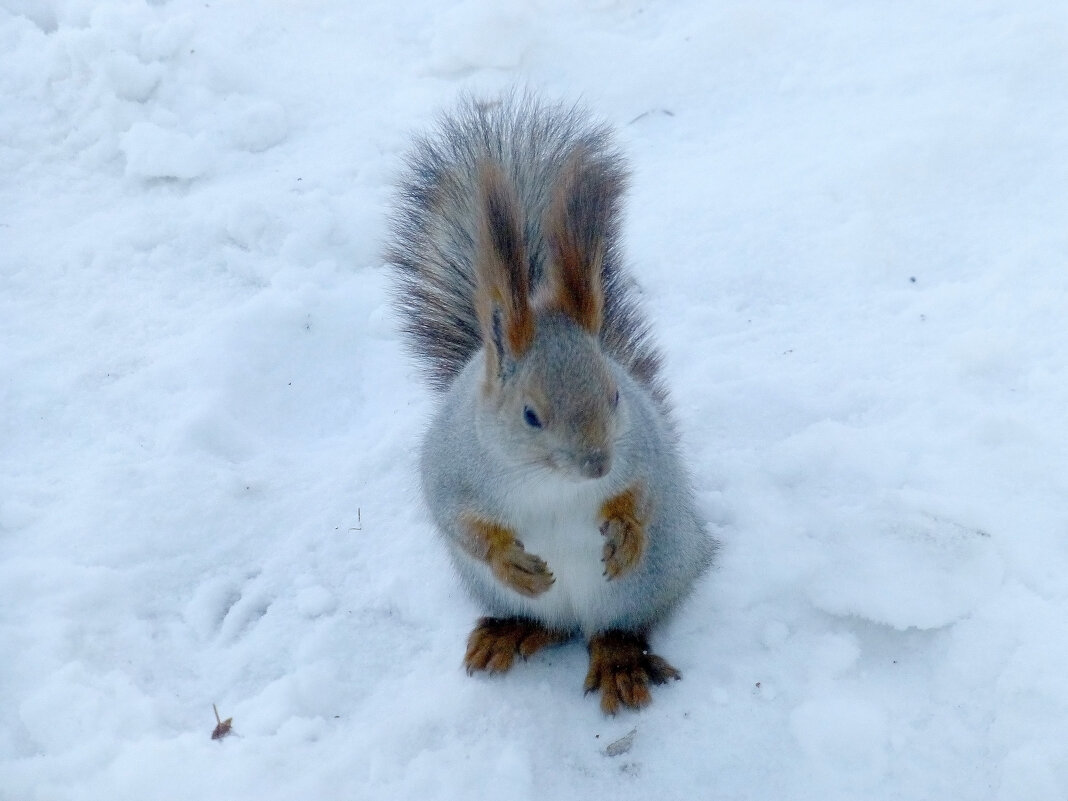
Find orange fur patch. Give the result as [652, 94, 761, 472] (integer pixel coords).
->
[461, 516, 517, 560]
[475, 162, 535, 374]
[461, 515, 555, 597]
[599, 484, 648, 579]
[540, 150, 614, 334]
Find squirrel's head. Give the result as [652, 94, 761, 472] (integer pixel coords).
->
[474, 156, 622, 481]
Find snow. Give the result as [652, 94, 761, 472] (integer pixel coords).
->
[121, 121, 211, 179]
[1, 0, 1066, 798]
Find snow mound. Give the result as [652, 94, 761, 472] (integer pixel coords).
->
[121, 122, 212, 180]
[426, 1, 535, 74]
[808, 510, 1003, 630]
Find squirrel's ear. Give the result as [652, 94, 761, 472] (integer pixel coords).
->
[476, 161, 534, 381]
[540, 149, 618, 336]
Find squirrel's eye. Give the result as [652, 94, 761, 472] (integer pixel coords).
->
[523, 406, 542, 429]
[611, 388, 620, 409]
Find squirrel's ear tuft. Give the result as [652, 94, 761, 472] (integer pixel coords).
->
[540, 149, 618, 336]
[476, 161, 534, 381]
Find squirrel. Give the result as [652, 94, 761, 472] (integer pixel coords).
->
[386, 92, 716, 714]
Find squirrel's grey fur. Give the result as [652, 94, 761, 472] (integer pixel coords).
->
[385, 91, 714, 639]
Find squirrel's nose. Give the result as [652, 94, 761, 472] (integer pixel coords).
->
[579, 449, 611, 479]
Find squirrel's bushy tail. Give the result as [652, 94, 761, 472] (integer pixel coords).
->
[386, 92, 664, 403]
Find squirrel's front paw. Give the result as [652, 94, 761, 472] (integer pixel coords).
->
[462, 516, 555, 598]
[599, 485, 648, 580]
[600, 517, 644, 579]
[490, 540, 555, 597]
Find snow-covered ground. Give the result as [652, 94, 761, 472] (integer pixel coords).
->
[2, 1, 1067, 798]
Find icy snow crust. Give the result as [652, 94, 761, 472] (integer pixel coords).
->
[2, 1, 1066, 799]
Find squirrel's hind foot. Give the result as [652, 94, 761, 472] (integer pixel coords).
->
[464, 617, 570, 675]
[584, 630, 681, 715]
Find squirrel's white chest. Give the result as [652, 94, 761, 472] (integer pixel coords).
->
[501, 479, 616, 631]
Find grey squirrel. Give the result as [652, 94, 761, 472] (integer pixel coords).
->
[386, 92, 715, 714]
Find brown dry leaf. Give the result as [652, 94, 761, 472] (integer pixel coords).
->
[211, 703, 234, 741]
